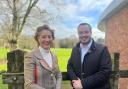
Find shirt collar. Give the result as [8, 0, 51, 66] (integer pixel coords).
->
[80, 39, 92, 49]
[39, 46, 50, 54]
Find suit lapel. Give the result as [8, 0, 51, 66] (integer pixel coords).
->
[33, 48, 52, 72]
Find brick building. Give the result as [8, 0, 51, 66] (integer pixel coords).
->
[98, 0, 128, 89]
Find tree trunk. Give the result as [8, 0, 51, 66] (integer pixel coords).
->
[8, 39, 17, 50]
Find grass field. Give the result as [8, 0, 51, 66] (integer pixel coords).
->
[51, 48, 72, 72]
[0, 48, 10, 60]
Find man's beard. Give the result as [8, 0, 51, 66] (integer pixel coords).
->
[81, 37, 92, 45]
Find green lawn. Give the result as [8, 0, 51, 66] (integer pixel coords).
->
[51, 48, 72, 72]
[0, 64, 7, 71]
[0, 48, 10, 60]
[0, 75, 8, 89]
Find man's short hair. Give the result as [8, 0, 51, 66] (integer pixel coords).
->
[77, 23, 92, 31]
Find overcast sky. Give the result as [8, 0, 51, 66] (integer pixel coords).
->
[35, 0, 113, 39]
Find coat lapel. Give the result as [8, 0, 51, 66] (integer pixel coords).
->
[33, 48, 52, 72]
[51, 53, 58, 73]
[75, 47, 82, 72]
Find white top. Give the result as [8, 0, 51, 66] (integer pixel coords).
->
[39, 46, 53, 68]
[80, 39, 92, 63]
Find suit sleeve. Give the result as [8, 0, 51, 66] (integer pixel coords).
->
[24, 53, 45, 89]
[67, 48, 78, 80]
[81, 47, 112, 89]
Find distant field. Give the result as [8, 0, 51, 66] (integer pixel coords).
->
[0, 48, 72, 72]
[51, 48, 72, 72]
[0, 48, 10, 60]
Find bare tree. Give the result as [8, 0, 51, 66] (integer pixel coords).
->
[0, 0, 65, 50]
[0, 0, 38, 49]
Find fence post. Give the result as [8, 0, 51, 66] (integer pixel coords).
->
[111, 52, 120, 89]
[2, 49, 25, 89]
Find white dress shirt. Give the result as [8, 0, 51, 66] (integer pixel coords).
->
[39, 46, 53, 68]
[80, 39, 92, 63]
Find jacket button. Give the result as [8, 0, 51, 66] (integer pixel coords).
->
[51, 73, 53, 77]
[82, 73, 85, 75]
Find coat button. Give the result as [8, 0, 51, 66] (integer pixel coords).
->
[81, 73, 85, 75]
[51, 73, 53, 77]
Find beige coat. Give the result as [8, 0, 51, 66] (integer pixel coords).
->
[24, 48, 62, 89]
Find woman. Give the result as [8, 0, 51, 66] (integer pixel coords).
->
[24, 25, 62, 89]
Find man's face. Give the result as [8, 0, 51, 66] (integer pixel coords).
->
[78, 25, 92, 45]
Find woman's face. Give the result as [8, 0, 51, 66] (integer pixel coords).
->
[37, 30, 53, 50]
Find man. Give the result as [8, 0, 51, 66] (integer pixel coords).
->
[67, 23, 112, 89]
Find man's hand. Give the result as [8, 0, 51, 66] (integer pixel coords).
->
[72, 78, 83, 89]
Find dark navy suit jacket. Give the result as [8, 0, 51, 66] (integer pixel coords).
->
[67, 40, 112, 89]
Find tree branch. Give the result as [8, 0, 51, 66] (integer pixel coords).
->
[18, 0, 38, 37]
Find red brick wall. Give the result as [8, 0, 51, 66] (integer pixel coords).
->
[105, 6, 128, 89]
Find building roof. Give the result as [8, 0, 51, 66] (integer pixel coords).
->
[98, 0, 128, 31]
